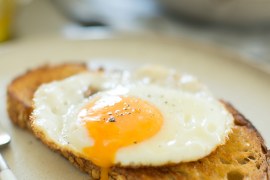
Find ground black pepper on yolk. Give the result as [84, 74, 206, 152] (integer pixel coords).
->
[78, 96, 164, 180]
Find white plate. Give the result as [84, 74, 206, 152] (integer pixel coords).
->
[0, 37, 269, 180]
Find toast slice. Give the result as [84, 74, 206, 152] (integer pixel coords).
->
[7, 63, 87, 129]
[6, 63, 270, 179]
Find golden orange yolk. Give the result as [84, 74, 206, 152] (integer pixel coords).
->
[78, 95, 163, 179]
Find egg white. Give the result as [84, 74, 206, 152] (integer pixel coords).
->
[32, 66, 234, 166]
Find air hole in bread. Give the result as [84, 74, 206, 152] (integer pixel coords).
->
[248, 155, 255, 160]
[243, 148, 249, 152]
[256, 163, 261, 170]
[236, 158, 249, 165]
[227, 170, 244, 180]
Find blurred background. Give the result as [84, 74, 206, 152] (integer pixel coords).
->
[1, 0, 270, 72]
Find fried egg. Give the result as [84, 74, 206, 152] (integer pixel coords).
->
[32, 65, 234, 179]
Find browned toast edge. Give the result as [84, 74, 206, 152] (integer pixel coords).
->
[7, 63, 87, 129]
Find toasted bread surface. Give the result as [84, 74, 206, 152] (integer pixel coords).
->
[7, 63, 87, 129]
[7, 64, 270, 179]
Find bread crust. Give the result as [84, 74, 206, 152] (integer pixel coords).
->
[6, 64, 270, 179]
[7, 63, 87, 129]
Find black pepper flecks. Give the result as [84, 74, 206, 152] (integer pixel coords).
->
[108, 117, 116, 122]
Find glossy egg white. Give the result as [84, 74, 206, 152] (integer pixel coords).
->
[32, 65, 234, 166]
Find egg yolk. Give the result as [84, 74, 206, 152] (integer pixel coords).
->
[78, 95, 163, 179]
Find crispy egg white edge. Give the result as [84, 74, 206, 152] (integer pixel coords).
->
[31, 66, 234, 166]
